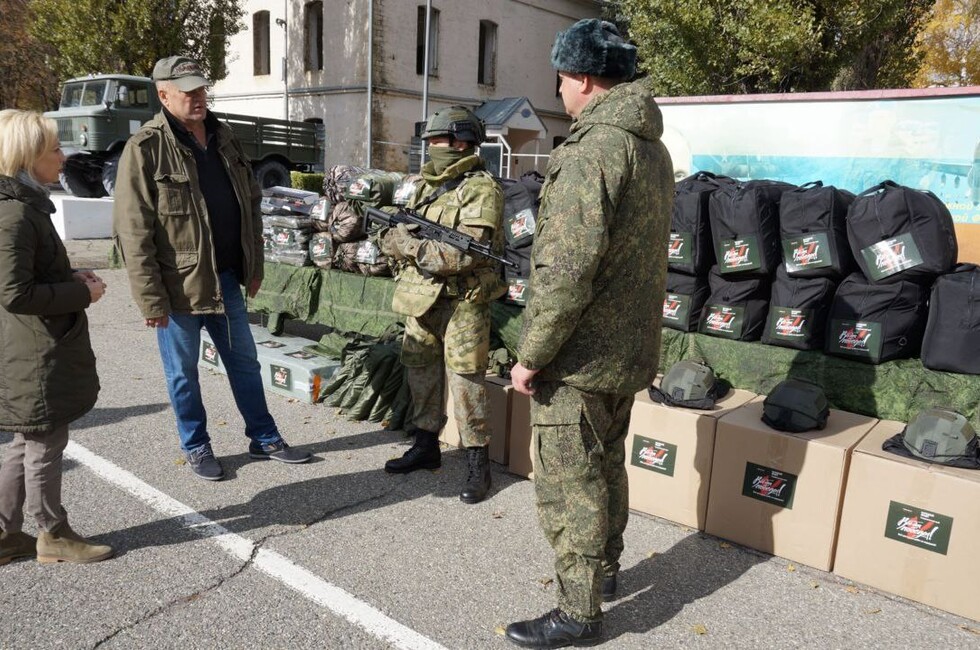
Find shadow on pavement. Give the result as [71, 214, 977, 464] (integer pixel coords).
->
[604, 532, 765, 640]
[71, 403, 172, 430]
[104, 438, 524, 554]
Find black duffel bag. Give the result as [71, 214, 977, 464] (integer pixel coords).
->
[698, 265, 771, 341]
[709, 179, 796, 276]
[662, 271, 709, 332]
[825, 273, 929, 364]
[501, 245, 532, 306]
[779, 181, 856, 279]
[762, 266, 837, 350]
[921, 264, 980, 374]
[670, 171, 735, 275]
[846, 180, 957, 285]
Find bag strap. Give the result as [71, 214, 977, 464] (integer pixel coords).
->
[856, 179, 899, 198]
[798, 180, 823, 190]
[413, 176, 465, 211]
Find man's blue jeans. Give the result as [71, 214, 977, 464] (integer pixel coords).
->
[156, 270, 281, 453]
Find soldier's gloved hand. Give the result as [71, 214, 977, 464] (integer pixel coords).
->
[381, 227, 405, 261]
[386, 223, 421, 261]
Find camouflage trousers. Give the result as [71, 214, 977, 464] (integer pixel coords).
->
[531, 381, 634, 622]
[401, 298, 491, 447]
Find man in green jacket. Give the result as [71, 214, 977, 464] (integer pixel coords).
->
[504, 20, 673, 648]
[113, 56, 311, 481]
[380, 106, 505, 504]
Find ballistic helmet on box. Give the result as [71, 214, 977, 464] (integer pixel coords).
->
[902, 408, 977, 463]
[648, 360, 730, 410]
[762, 378, 829, 433]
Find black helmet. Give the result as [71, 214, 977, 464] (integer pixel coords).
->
[761, 378, 829, 433]
[420, 105, 486, 144]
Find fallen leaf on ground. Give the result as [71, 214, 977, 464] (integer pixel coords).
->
[494, 625, 506, 636]
[865, 608, 881, 615]
[787, 564, 796, 572]
[958, 625, 980, 635]
[216, 420, 227, 426]
[845, 586, 860, 594]
[719, 542, 731, 549]
[492, 511, 504, 519]
[692, 624, 708, 635]
[174, 458, 186, 466]
[538, 577, 553, 588]
[647, 550, 659, 559]
[810, 581, 820, 589]
[288, 398, 298, 403]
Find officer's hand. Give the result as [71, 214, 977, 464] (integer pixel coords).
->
[247, 277, 262, 298]
[85, 277, 106, 304]
[145, 316, 169, 328]
[511, 363, 539, 396]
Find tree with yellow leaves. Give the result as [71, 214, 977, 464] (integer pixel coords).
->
[915, 0, 980, 86]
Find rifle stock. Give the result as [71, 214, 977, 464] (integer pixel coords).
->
[364, 206, 517, 269]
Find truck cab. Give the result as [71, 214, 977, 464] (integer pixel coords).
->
[45, 74, 324, 197]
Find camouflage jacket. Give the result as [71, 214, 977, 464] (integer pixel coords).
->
[390, 154, 505, 317]
[517, 79, 674, 395]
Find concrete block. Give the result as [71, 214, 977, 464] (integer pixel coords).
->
[50, 195, 114, 240]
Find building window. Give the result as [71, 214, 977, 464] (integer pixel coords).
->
[478, 20, 497, 85]
[253, 11, 270, 76]
[416, 6, 440, 76]
[209, 14, 228, 80]
[304, 1, 323, 72]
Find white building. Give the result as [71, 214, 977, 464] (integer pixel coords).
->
[211, 0, 602, 175]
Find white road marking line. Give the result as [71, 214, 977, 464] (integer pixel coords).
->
[65, 441, 448, 650]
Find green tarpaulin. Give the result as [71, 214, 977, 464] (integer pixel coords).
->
[250, 263, 980, 425]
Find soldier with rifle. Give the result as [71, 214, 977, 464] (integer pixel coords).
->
[378, 105, 505, 505]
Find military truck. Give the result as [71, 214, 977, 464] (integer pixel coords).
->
[44, 74, 325, 197]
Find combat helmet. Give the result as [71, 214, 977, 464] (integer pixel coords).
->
[761, 378, 829, 433]
[421, 105, 486, 144]
[900, 408, 978, 464]
[648, 360, 730, 410]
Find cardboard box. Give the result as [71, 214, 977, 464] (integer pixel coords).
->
[625, 384, 757, 529]
[440, 374, 513, 465]
[201, 325, 339, 404]
[704, 401, 877, 570]
[834, 420, 980, 621]
[507, 388, 533, 478]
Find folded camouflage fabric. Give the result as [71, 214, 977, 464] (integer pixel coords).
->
[329, 201, 364, 243]
[324, 164, 368, 204]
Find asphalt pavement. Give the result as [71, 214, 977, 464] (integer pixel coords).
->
[1, 240, 977, 649]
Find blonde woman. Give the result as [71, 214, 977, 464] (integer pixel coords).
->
[0, 109, 113, 565]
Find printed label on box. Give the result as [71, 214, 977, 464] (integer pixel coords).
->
[741, 462, 797, 509]
[201, 341, 220, 366]
[883, 501, 953, 555]
[271, 364, 292, 391]
[668, 232, 693, 266]
[630, 435, 677, 477]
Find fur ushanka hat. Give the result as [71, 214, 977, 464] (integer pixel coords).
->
[550, 19, 637, 80]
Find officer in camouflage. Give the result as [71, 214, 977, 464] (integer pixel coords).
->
[504, 19, 674, 648]
[380, 106, 505, 505]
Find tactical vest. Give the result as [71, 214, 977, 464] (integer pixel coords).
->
[391, 162, 505, 317]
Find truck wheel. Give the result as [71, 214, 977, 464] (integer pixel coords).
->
[59, 165, 106, 198]
[102, 153, 121, 196]
[253, 160, 291, 189]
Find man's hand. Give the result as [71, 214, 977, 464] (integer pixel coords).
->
[85, 278, 106, 304]
[382, 224, 416, 262]
[247, 277, 262, 298]
[73, 270, 102, 283]
[511, 362, 539, 396]
[145, 316, 169, 328]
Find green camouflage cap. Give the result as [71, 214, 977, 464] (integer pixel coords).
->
[902, 408, 977, 463]
[421, 105, 486, 144]
[649, 360, 729, 409]
[762, 378, 829, 433]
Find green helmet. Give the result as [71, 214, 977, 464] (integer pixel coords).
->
[761, 378, 829, 433]
[648, 360, 730, 409]
[902, 408, 977, 463]
[421, 105, 486, 144]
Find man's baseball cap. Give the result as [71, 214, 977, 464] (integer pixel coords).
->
[152, 56, 210, 91]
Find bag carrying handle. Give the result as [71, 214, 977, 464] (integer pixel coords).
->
[797, 180, 824, 190]
[857, 179, 899, 197]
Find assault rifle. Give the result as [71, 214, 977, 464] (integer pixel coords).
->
[363, 206, 517, 269]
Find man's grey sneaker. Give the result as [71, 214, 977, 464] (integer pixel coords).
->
[249, 440, 312, 464]
[185, 445, 224, 481]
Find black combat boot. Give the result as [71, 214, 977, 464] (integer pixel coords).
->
[504, 608, 603, 648]
[384, 429, 441, 474]
[600, 573, 617, 602]
[459, 446, 491, 504]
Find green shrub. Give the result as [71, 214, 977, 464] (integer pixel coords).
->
[291, 171, 325, 194]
